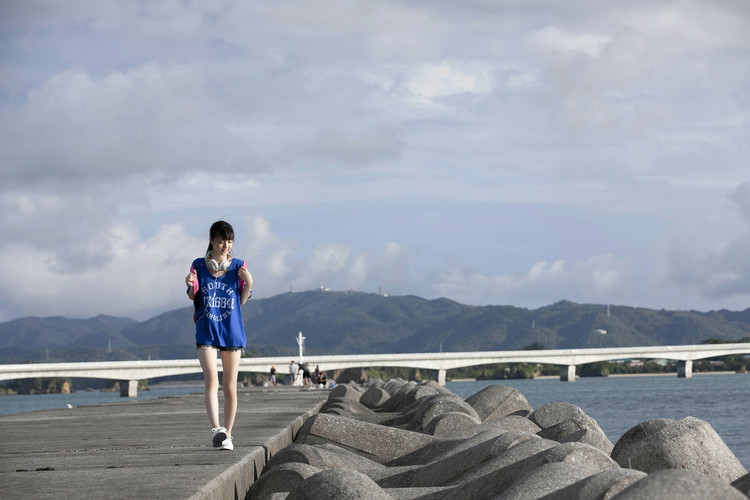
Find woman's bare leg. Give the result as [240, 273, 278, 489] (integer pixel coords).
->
[220, 349, 242, 436]
[197, 347, 221, 428]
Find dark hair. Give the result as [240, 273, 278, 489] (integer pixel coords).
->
[206, 220, 235, 253]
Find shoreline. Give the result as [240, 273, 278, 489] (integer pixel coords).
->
[449, 370, 744, 382]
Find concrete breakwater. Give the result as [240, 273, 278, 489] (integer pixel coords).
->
[251, 379, 750, 499]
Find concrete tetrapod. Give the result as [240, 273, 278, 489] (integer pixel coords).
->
[732, 471, 750, 495]
[296, 412, 435, 463]
[611, 468, 747, 499]
[285, 468, 392, 500]
[611, 416, 747, 482]
[465, 383, 533, 422]
[246, 462, 321, 499]
[250, 380, 748, 499]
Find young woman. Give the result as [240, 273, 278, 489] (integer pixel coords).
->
[185, 220, 253, 450]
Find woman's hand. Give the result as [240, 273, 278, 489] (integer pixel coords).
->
[185, 270, 197, 299]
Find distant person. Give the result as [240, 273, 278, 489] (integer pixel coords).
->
[314, 365, 321, 381]
[317, 372, 327, 388]
[269, 364, 277, 386]
[185, 220, 253, 451]
[301, 363, 312, 387]
[289, 360, 297, 385]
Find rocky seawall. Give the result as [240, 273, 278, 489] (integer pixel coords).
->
[249, 379, 750, 499]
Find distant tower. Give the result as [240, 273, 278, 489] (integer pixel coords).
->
[296, 331, 306, 364]
[607, 304, 611, 317]
[107, 337, 112, 353]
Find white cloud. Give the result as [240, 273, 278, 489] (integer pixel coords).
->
[431, 254, 633, 306]
[731, 181, 750, 228]
[310, 128, 404, 165]
[526, 26, 611, 59]
[406, 61, 495, 103]
[659, 182, 750, 305]
[0, 223, 202, 321]
[2, 63, 233, 186]
[1, 0, 749, 321]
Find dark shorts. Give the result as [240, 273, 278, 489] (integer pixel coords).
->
[196, 344, 243, 352]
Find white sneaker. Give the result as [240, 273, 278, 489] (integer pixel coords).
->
[212, 427, 227, 448]
[219, 436, 234, 450]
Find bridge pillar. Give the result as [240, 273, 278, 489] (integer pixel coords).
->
[560, 365, 576, 382]
[120, 380, 138, 397]
[677, 360, 693, 378]
[437, 369, 447, 386]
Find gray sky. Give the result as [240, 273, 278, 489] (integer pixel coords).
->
[1, 0, 749, 321]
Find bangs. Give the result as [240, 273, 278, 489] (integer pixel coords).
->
[210, 220, 235, 241]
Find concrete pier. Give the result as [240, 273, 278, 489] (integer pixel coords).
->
[119, 379, 138, 397]
[678, 360, 693, 378]
[560, 364, 576, 382]
[0, 386, 328, 499]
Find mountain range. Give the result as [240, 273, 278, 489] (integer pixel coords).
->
[2, 290, 750, 364]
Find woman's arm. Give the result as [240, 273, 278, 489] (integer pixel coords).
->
[185, 269, 197, 300]
[238, 265, 254, 305]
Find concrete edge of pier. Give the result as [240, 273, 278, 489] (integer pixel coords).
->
[191, 398, 322, 500]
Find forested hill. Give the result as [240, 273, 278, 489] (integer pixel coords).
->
[1, 290, 750, 364]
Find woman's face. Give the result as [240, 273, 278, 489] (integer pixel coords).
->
[210, 238, 233, 257]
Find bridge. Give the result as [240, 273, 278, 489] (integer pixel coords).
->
[2, 343, 749, 396]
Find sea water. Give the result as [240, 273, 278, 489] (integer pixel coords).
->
[447, 373, 750, 470]
[0, 385, 203, 416]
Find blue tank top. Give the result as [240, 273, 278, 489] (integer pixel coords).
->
[192, 257, 246, 348]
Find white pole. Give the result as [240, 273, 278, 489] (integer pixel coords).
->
[296, 331, 305, 365]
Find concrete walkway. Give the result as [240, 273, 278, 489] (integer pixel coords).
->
[0, 386, 328, 499]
